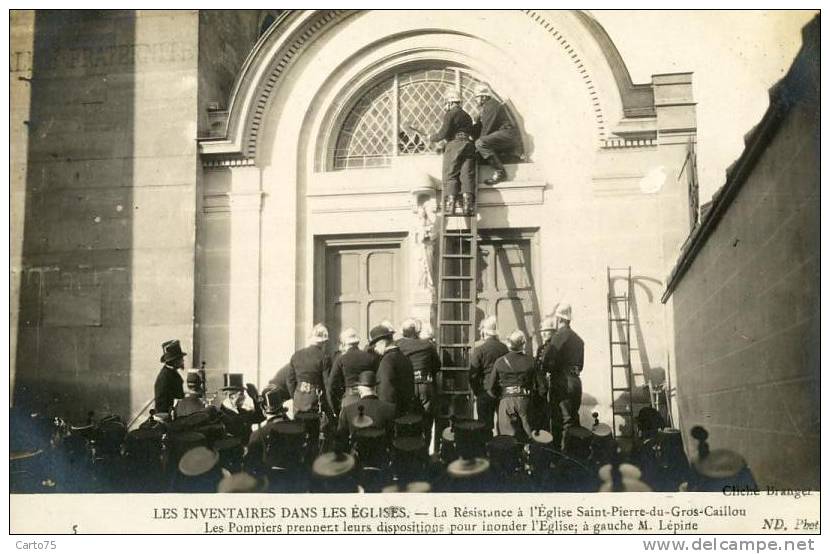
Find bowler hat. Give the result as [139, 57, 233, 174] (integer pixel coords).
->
[368, 325, 394, 345]
[160, 340, 187, 363]
[178, 446, 219, 477]
[186, 371, 202, 387]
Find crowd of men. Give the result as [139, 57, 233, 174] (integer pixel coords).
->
[10, 303, 758, 495]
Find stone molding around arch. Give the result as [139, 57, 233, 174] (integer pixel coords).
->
[199, 9, 648, 165]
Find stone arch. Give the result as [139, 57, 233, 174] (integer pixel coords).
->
[201, 10, 642, 162]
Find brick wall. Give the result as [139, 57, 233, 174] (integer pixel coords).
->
[669, 52, 819, 489]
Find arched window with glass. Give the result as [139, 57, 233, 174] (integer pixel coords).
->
[331, 66, 524, 170]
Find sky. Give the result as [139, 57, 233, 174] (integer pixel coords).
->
[593, 10, 817, 202]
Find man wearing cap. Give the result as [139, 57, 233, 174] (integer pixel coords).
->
[472, 85, 518, 186]
[327, 328, 378, 415]
[397, 318, 441, 448]
[469, 316, 508, 434]
[337, 371, 396, 438]
[154, 340, 186, 415]
[486, 330, 546, 438]
[406, 88, 476, 216]
[286, 323, 332, 414]
[540, 303, 585, 449]
[371, 325, 416, 417]
[173, 371, 208, 418]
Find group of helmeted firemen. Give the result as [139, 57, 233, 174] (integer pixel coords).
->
[11, 302, 758, 495]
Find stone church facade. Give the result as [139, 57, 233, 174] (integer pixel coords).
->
[12, 10, 697, 433]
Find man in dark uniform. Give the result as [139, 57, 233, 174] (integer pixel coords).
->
[327, 328, 378, 415]
[407, 89, 476, 216]
[486, 330, 546, 438]
[397, 318, 440, 448]
[472, 85, 518, 185]
[286, 323, 332, 414]
[267, 363, 292, 404]
[154, 340, 186, 415]
[469, 316, 508, 436]
[174, 371, 208, 418]
[337, 371, 396, 438]
[372, 325, 416, 417]
[541, 303, 585, 449]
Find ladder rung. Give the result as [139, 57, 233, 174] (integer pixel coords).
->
[442, 254, 475, 259]
[611, 387, 631, 392]
[609, 318, 628, 322]
[438, 391, 471, 396]
[439, 343, 473, 348]
[442, 276, 473, 280]
[611, 364, 629, 368]
[439, 298, 473, 303]
[439, 320, 473, 325]
[608, 295, 628, 301]
[439, 367, 470, 372]
[612, 411, 633, 415]
[611, 341, 628, 345]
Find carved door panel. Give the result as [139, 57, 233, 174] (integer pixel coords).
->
[325, 244, 401, 346]
[476, 237, 537, 354]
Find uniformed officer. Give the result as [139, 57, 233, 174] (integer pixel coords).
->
[407, 88, 476, 215]
[154, 339, 186, 415]
[327, 328, 378, 415]
[397, 318, 441, 448]
[372, 325, 416, 417]
[486, 330, 546, 438]
[472, 85, 518, 185]
[540, 303, 585, 449]
[286, 323, 332, 414]
[338, 371, 396, 438]
[173, 371, 208, 418]
[469, 316, 508, 435]
[266, 362, 292, 404]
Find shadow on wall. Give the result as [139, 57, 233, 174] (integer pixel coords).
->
[14, 11, 137, 425]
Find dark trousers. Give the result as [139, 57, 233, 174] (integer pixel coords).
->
[442, 139, 476, 196]
[475, 393, 497, 437]
[415, 382, 436, 450]
[497, 396, 532, 438]
[475, 129, 517, 161]
[549, 371, 582, 448]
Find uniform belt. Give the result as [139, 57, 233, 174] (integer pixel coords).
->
[503, 385, 530, 397]
[298, 382, 320, 394]
[413, 370, 433, 384]
[453, 132, 471, 141]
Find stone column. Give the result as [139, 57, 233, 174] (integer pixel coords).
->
[227, 165, 263, 386]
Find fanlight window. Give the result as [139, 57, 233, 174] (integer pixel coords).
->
[332, 67, 514, 170]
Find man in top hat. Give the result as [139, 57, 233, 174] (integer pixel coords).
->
[397, 318, 441, 448]
[472, 85, 518, 186]
[337, 371, 396, 438]
[154, 339, 186, 415]
[539, 303, 585, 449]
[174, 371, 208, 418]
[244, 388, 290, 475]
[286, 323, 332, 414]
[486, 330, 546, 438]
[469, 316, 508, 434]
[219, 375, 264, 443]
[406, 88, 476, 216]
[371, 325, 416, 417]
[327, 328, 378, 415]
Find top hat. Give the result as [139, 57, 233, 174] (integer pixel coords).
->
[357, 370, 377, 387]
[368, 325, 394, 345]
[394, 413, 424, 438]
[563, 426, 593, 460]
[689, 426, 756, 492]
[312, 451, 357, 479]
[351, 405, 374, 430]
[352, 427, 388, 469]
[160, 340, 187, 364]
[221, 373, 245, 391]
[487, 435, 522, 472]
[453, 418, 488, 459]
